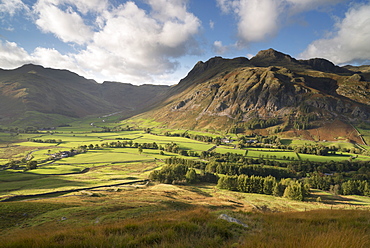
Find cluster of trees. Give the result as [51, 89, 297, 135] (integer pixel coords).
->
[237, 135, 282, 149]
[149, 164, 217, 184]
[206, 163, 295, 179]
[185, 134, 221, 145]
[243, 118, 280, 130]
[164, 131, 222, 145]
[28, 138, 62, 143]
[165, 157, 207, 170]
[2, 158, 38, 171]
[85, 140, 199, 158]
[163, 142, 199, 157]
[100, 140, 159, 149]
[218, 175, 309, 201]
[289, 160, 370, 179]
[293, 120, 311, 130]
[291, 113, 317, 130]
[341, 180, 370, 196]
[306, 173, 370, 196]
[199, 150, 370, 179]
[156, 152, 309, 200]
[0, 126, 41, 134]
[294, 145, 330, 156]
[147, 144, 370, 199]
[92, 125, 132, 133]
[25, 160, 38, 170]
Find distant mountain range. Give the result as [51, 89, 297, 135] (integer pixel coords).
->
[0, 64, 169, 127]
[1, 48, 370, 140]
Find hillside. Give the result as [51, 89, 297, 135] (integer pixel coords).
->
[1, 49, 370, 140]
[144, 49, 370, 141]
[0, 64, 169, 127]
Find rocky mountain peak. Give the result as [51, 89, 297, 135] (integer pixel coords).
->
[15, 64, 45, 73]
[250, 48, 298, 67]
[253, 48, 290, 59]
[174, 56, 250, 93]
[300, 58, 350, 73]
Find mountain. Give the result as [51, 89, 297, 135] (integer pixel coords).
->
[143, 49, 370, 142]
[2, 49, 370, 142]
[0, 64, 169, 127]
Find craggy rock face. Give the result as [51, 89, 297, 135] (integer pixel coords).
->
[168, 66, 368, 120]
[151, 49, 370, 130]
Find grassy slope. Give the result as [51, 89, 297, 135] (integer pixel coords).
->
[0, 183, 369, 247]
[1, 117, 370, 247]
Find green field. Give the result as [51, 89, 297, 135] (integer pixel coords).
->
[1, 117, 370, 247]
[1, 116, 370, 199]
[357, 127, 370, 146]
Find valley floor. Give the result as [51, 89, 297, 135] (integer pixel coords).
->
[1, 115, 370, 247]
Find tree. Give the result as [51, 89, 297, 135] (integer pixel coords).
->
[342, 180, 358, 195]
[263, 176, 276, 195]
[283, 181, 304, 201]
[138, 146, 143, 154]
[217, 175, 238, 191]
[185, 169, 197, 184]
[26, 160, 38, 170]
[272, 182, 286, 197]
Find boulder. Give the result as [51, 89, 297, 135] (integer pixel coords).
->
[218, 214, 248, 228]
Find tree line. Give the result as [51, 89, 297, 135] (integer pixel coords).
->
[306, 172, 370, 196]
[28, 138, 62, 143]
[218, 175, 309, 201]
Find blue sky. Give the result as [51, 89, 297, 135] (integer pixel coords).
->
[0, 0, 370, 85]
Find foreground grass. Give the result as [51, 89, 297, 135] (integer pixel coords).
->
[2, 210, 368, 248]
[0, 183, 369, 248]
[1, 207, 247, 248]
[241, 209, 370, 248]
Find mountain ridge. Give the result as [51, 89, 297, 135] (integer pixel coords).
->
[0, 64, 170, 127]
[142, 49, 370, 141]
[1, 49, 369, 136]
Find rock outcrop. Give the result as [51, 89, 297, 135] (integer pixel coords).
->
[148, 49, 370, 131]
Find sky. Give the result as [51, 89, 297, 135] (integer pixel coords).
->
[0, 0, 370, 85]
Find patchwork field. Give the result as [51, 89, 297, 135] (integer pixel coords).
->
[1, 116, 370, 247]
[1, 115, 370, 198]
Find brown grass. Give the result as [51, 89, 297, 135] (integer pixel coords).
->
[240, 210, 370, 248]
[0, 184, 369, 247]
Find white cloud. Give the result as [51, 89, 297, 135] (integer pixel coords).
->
[216, 0, 346, 45]
[34, 0, 93, 45]
[31, 47, 81, 71]
[0, 0, 29, 16]
[300, 3, 370, 64]
[216, 0, 234, 13]
[0, 40, 31, 68]
[216, 0, 283, 43]
[62, 0, 109, 15]
[0, 0, 202, 84]
[209, 20, 215, 29]
[74, 0, 201, 82]
[237, 0, 281, 43]
[0, 40, 86, 75]
[146, 0, 201, 48]
[213, 41, 228, 54]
